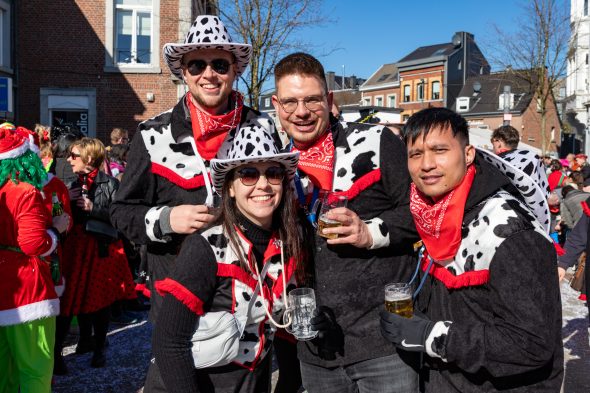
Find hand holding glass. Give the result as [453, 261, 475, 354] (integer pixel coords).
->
[284, 288, 318, 341]
[384, 283, 413, 318]
[317, 194, 348, 239]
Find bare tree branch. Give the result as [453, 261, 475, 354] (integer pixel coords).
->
[487, 0, 576, 154]
[219, 0, 328, 108]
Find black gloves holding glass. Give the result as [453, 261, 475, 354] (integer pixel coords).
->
[310, 306, 344, 360]
[379, 310, 434, 353]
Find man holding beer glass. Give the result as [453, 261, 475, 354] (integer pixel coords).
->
[380, 108, 563, 392]
[272, 52, 419, 393]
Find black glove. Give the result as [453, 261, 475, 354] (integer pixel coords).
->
[379, 310, 434, 353]
[310, 306, 343, 360]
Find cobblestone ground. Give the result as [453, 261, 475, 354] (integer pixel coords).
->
[52, 278, 590, 393]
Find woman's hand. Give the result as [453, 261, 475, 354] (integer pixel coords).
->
[52, 213, 70, 234]
[77, 196, 93, 212]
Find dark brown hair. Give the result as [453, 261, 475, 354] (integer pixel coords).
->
[274, 52, 328, 94]
[491, 125, 520, 150]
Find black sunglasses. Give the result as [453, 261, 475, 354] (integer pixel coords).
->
[184, 59, 233, 76]
[235, 166, 286, 186]
[69, 151, 81, 160]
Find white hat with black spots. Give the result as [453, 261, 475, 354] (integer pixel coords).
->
[210, 126, 299, 192]
[163, 15, 252, 79]
[477, 148, 550, 234]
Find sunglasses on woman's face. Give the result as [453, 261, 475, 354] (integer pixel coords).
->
[69, 152, 81, 160]
[184, 58, 233, 76]
[235, 166, 286, 186]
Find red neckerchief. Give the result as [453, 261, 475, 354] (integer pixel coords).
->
[79, 167, 99, 193]
[187, 91, 243, 160]
[291, 129, 335, 191]
[410, 165, 476, 262]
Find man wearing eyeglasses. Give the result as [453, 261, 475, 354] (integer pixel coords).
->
[110, 15, 278, 392]
[272, 52, 420, 392]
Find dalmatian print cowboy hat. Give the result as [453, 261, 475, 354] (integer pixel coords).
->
[210, 127, 299, 192]
[163, 15, 252, 80]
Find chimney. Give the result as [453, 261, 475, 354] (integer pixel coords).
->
[326, 71, 336, 91]
[350, 75, 358, 89]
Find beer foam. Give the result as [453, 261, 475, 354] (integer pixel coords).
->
[385, 292, 412, 302]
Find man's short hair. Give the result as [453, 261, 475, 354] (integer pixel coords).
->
[402, 107, 469, 146]
[491, 125, 520, 149]
[274, 52, 329, 93]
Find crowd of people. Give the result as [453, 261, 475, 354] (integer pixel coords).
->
[0, 13, 585, 393]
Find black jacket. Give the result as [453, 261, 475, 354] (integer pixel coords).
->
[416, 155, 564, 392]
[291, 118, 419, 367]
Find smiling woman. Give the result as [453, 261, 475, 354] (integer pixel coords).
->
[152, 125, 312, 393]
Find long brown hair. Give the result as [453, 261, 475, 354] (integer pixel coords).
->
[216, 164, 308, 284]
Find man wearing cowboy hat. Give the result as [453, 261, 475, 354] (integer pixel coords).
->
[110, 15, 277, 390]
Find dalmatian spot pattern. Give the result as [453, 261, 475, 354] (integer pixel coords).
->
[332, 123, 382, 191]
[163, 16, 252, 79]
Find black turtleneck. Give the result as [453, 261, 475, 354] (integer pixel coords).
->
[153, 215, 274, 393]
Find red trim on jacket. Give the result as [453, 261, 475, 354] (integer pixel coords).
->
[216, 263, 258, 290]
[554, 242, 566, 256]
[329, 169, 381, 202]
[151, 163, 208, 189]
[582, 200, 590, 217]
[135, 283, 151, 298]
[155, 278, 205, 315]
[422, 254, 490, 289]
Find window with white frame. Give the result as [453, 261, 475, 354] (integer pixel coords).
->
[417, 82, 425, 100]
[431, 81, 440, 100]
[375, 96, 383, 106]
[387, 94, 396, 108]
[498, 93, 514, 110]
[456, 97, 470, 112]
[362, 97, 371, 106]
[105, 0, 160, 72]
[403, 85, 411, 102]
[0, 1, 11, 70]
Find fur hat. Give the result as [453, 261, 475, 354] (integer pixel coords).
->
[210, 127, 299, 192]
[163, 15, 252, 80]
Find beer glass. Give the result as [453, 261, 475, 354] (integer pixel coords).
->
[284, 288, 318, 341]
[384, 283, 413, 318]
[317, 194, 348, 239]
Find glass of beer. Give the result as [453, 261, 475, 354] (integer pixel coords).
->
[317, 194, 348, 239]
[384, 283, 413, 318]
[284, 288, 318, 341]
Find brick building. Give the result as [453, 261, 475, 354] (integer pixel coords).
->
[15, 1, 211, 142]
[454, 71, 561, 154]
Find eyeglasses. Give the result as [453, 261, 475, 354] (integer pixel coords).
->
[184, 59, 233, 76]
[69, 152, 81, 160]
[278, 95, 326, 114]
[235, 166, 286, 186]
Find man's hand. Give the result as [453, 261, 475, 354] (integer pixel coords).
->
[310, 306, 344, 360]
[52, 213, 70, 234]
[169, 204, 215, 234]
[557, 266, 566, 282]
[322, 207, 373, 248]
[379, 310, 434, 353]
[77, 196, 93, 212]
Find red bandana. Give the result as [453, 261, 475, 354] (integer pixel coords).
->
[187, 92, 243, 160]
[291, 129, 335, 191]
[410, 165, 476, 262]
[78, 167, 99, 193]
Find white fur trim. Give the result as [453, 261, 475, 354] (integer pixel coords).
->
[0, 299, 59, 326]
[365, 218, 390, 249]
[425, 320, 452, 361]
[145, 206, 168, 242]
[40, 229, 59, 257]
[0, 139, 30, 160]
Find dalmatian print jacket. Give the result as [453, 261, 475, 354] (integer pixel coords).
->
[291, 118, 419, 367]
[110, 97, 276, 246]
[155, 223, 296, 371]
[416, 157, 563, 392]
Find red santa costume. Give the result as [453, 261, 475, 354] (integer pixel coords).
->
[0, 127, 60, 393]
